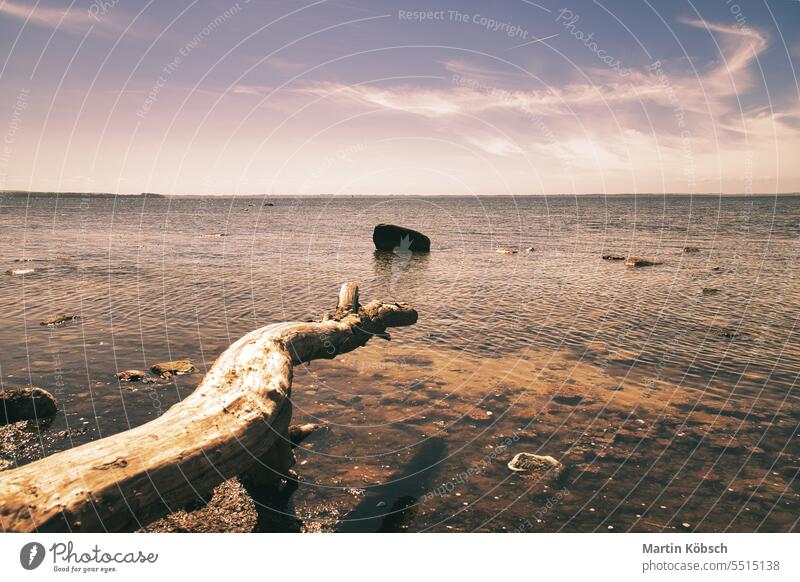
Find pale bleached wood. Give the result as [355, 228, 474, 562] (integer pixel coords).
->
[0, 283, 416, 532]
[337, 281, 359, 313]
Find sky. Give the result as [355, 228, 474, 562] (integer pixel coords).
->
[0, 0, 799, 196]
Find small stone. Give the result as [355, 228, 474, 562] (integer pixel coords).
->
[525, 247, 535, 253]
[6, 268, 35, 275]
[288, 423, 319, 445]
[40, 313, 79, 326]
[702, 287, 720, 295]
[150, 359, 195, 376]
[507, 452, 563, 477]
[602, 253, 626, 261]
[624, 256, 662, 267]
[116, 370, 148, 382]
[681, 522, 691, 529]
[496, 247, 518, 255]
[683, 246, 701, 253]
[714, 328, 740, 339]
[376, 501, 386, 508]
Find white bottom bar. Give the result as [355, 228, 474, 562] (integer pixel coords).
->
[1, 533, 796, 581]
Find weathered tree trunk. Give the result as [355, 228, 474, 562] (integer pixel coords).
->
[0, 283, 416, 532]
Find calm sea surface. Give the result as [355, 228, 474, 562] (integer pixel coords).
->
[1, 193, 798, 532]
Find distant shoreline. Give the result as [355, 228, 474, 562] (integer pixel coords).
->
[2, 190, 799, 199]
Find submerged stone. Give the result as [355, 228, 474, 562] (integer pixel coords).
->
[496, 247, 518, 255]
[683, 246, 701, 253]
[40, 313, 79, 326]
[507, 452, 563, 477]
[624, 256, 662, 267]
[116, 370, 148, 382]
[6, 268, 35, 276]
[714, 328, 740, 339]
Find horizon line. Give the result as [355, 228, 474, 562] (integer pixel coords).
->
[2, 190, 800, 199]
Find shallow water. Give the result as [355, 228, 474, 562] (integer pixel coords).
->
[0, 192, 798, 532]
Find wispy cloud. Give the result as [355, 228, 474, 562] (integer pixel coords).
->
[315, 20, 785, 132]
[0, 0, 147, 39]
[464, 133, 525, 157]
[293, 19, 797, 191]
[0, 0, 90, 34]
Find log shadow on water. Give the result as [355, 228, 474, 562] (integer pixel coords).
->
[336, 436, 447, 533]
[244, 436, 447, 532]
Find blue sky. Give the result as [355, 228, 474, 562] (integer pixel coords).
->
[1, 0, 799, 194]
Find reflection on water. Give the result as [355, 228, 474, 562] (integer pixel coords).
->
[372, 249, 431, 298]
[0, 193, 798, 532]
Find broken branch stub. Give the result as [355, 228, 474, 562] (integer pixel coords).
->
[0, 283, 416, 533]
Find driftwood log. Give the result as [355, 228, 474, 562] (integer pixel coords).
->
[0, 283, 417, 532]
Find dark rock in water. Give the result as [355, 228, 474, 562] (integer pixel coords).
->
[624, 256, 662, 267]
[40, 313, 79, 326]
[116, 369, 148, 382]
[602, 253, 626, 261]
[683, 246, 701, 253]
[710, 266, 722, 272]
[702, 287, 720, 295]
[372, 224, 430, 252]
[151, 359, 195, 377]
[507, 452, 563, 477]
[0, 387, 58, 424]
